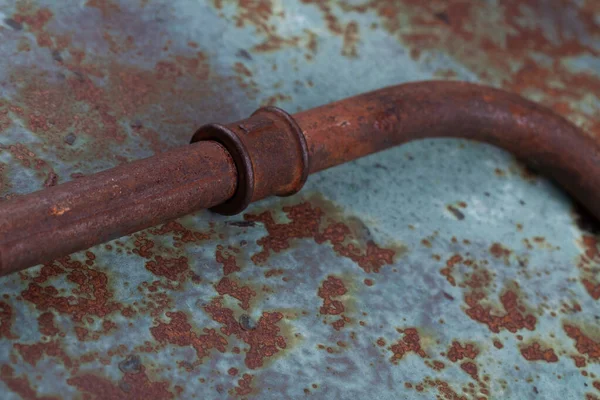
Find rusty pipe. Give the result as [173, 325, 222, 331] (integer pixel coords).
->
[1, 81, 599, 276]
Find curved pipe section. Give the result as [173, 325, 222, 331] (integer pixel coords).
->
[295, 81, 600, 219]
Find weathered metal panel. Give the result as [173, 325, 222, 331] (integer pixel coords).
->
[0, 0, 599, 399]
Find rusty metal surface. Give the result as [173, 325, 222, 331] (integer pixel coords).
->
[0, 1, 600, 399]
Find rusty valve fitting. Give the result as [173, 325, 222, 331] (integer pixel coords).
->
[1, 81, 600, 276]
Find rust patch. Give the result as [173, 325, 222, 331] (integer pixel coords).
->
[577, 235, 600, 300]
[205, 299, 287, 369]
[0, 301, 15, 339]
[388, 328, 427, 363]
[144, 256, 189, 281]
[150, 311, 227, 361]
[244, 198, 400, 273]
[0, 365, 59, 400]
[14, 341, 73, 369]
[440, 254, 462, 286]
[216, 245, 241, 276]
[151, 221, 212, 247]
[318, 276, 350, 331]
[447, 341, 479, 362]
[564, 324, 600, 361]
[67, 366, 174, 399]
[464, 288, 536, 333]
[489, 242, 511, 262]
[460, 361, 479, 380]
[215, 277, 256, 310]
[21, 255, 120, 323]
[520, 342, 559, 363]
[231, 373, 254, 396]
[37, 312, 59, 336]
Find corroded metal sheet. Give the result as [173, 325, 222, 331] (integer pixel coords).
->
[0, 1, 599, 399]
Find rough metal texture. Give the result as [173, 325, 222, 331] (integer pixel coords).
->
[0, 1, 599, 399]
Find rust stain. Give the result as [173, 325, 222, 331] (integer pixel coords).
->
[447, 341, 479, 362]
[318, 275, 350, 331]
[231, 373, 254, 396]
[564, 324, 600, 361]
[460, 361, 479, 380]
[215, 277, 256, 310]
[37, 312, 59, 336]
[150, 311, 227, 362]
[21, 255, 121, 323]
[67, 366, 174, 399]
[464, 288, 537, 333]
[204, 299, 287, 369]
[388, 328, 427, 363]
[216, 245, 241, 276]
[244, 198, 400, 273]
[0, 301, 15, 339]
[520, 342, 559, 363]
[14, 341, 73, 369]
[144, 256, 189, 281]
[0, 365, 59, 400]
[577, 235, 600, 300]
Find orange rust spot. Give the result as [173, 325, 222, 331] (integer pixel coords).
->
[582, 279, 600, 300]
[21, 256, 120, 323]
[264, 269, 284, 278]
[489, 242, 511, 260]
[68, 366, 173, 399]
[205, 299, 287, 369]
[0, 301, 15, 339]
[388, 328, 427, 363]
[216, 245, 241, 276]
[144, 256, 189, 281]
[493, 339, 503, 349]
[233, 374, 253, 396]
[318, 276, 346, 315]
[49, 204, 70, 216]
[582, 236, 600, 260]
[464, 290, 536, 333]
[215, 277, 256, 310]
[37, 312, 59, 336]
[464, 270, 492, 289]
[432, 360, 445, 370]
[228, 367, 238, 376]
[364, 278, 374, 286]
[520, 342, 558, 363]
[460, 361, 479, 380]
[447, 341, 479, 362]
[318, 276, 350, 331]
[245, 202, 396, 273]
[440, 254, 463, 286]
[0, 365, 59, 400]
[151, 221, 211, 244]
[564, 324, 600, 360]
[573, 355, 587, 368]
[150, 311, 227, 361]
[14, 341, 72, 369]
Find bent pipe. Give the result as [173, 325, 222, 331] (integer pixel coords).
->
[1, 80, 599, 276]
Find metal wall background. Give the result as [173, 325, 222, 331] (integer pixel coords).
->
[0, 0, 599, 398]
